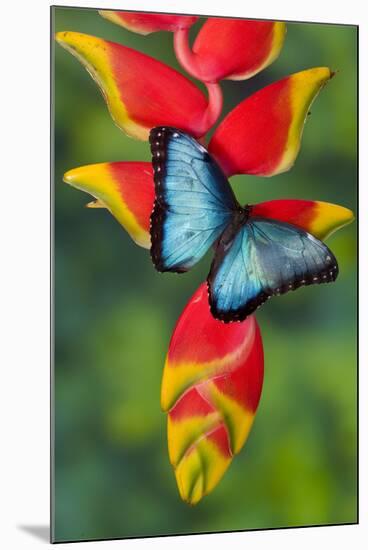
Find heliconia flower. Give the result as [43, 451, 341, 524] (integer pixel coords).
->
[63, 162, 154, 248]
[209, 67, 334, 177]
[99, 10, 199, 35]
[161, 283, 263, 505]
[63, 159, 354, 248]
[55, 32, 222, 140]
[56, 15, 355, 508]
[174, 19, 286, 83]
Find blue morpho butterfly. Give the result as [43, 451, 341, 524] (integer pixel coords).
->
[149, 126, 338, 323]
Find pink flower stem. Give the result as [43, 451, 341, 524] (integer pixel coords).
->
[201, 81, 223, 133]
[174, 28, 199, 79]
[174, 28, 223, 136]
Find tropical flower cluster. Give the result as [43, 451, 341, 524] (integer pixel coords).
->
[56, 11, 354, 506]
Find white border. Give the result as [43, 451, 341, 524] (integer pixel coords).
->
[1, 0, 365, 548]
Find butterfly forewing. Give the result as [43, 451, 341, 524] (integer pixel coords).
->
[149, 127, 238, 272]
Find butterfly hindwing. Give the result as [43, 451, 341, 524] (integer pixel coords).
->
[208, 216, 339, 322]
[149, 127, 237, 272]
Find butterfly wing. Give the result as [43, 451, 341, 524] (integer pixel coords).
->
[208, 216, 339, 322]
[149, 126, 238, 272]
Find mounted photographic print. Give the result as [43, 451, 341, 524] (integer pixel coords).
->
[51, 5, 358, 543]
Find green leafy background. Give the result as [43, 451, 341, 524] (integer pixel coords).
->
[53, 7, 357, 543]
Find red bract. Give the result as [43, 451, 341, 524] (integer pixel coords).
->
[57, 10, 354, 505]
[174, 19, 286, 83]
[99, 10, 199, 35]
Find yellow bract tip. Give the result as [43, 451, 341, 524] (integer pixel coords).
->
[313, 202, 355, 240]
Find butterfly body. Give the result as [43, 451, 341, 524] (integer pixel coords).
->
[215, 205, 251, 246]
[149, 126, 338, 323]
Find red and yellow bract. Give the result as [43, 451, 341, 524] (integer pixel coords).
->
[55, 32, 218, 140]
[64, 162, 154, 248]
[209, 68, 334, 176]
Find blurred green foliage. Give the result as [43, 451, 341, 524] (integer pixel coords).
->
[52, 7, 357, 543]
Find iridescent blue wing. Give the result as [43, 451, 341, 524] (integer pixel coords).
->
[208, 217, 339, 323]
[149, 126, 238, 272]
